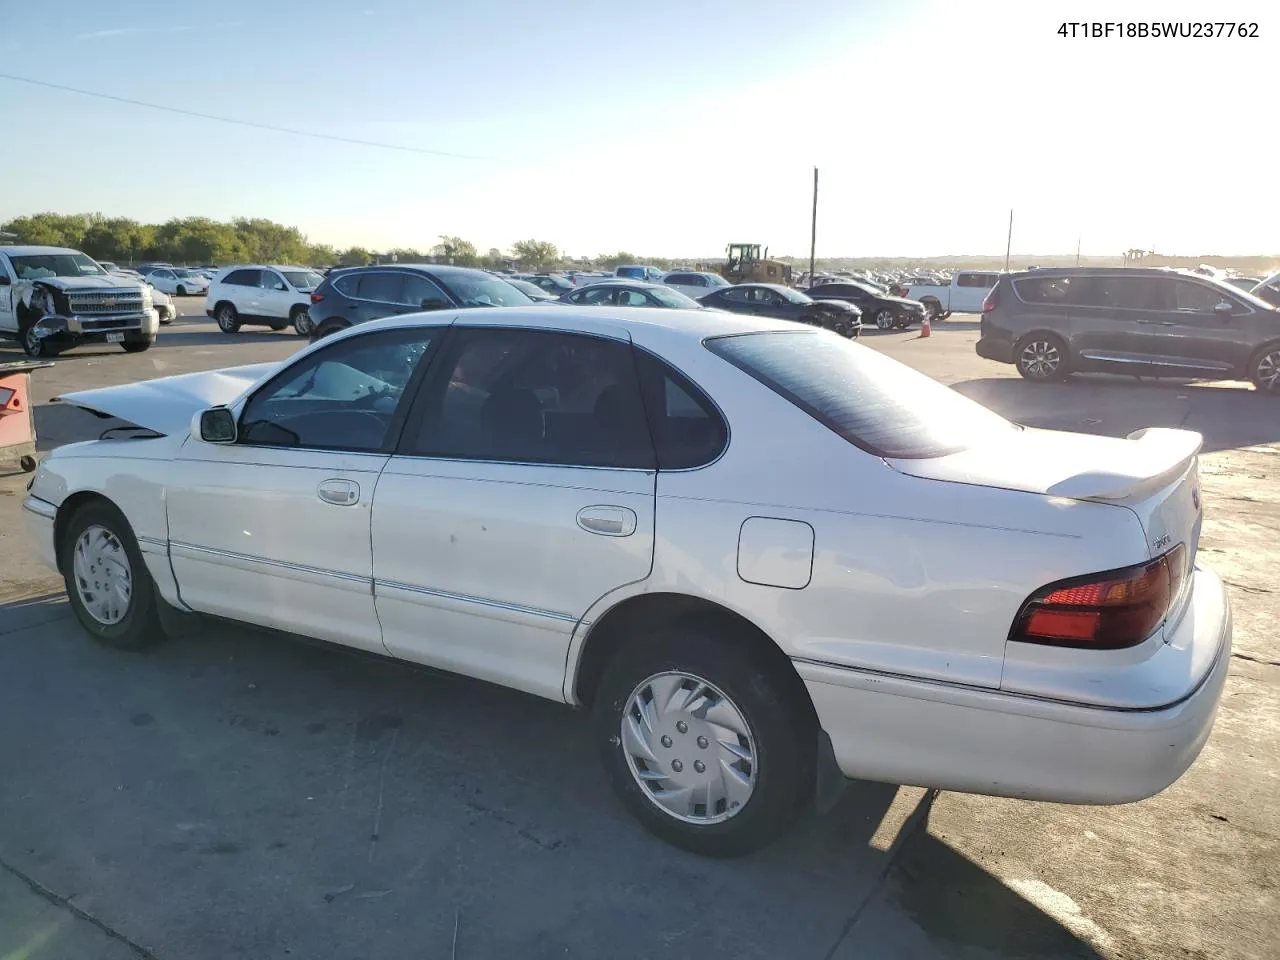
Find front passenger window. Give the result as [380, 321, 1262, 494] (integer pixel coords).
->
[238, 329, 433, 451]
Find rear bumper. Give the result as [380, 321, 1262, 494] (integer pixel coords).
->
[797, 566, 1231, 804]
[976, 337, 1014, 363]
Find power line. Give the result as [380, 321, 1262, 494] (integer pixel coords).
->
[0, 72, 488, 160]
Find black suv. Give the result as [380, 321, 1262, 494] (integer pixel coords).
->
[307, 265, 533, 341]
[976, 267, 1280, 394]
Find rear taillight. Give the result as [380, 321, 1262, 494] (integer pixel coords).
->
[310, 292, 325, 303]
[982, 288, 999, 313]
[1012, 544, 1187, 649]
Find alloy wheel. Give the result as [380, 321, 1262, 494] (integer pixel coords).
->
[875, 309, 894, 329]
[620, 671, 757, 825]
[72, 524, 133, 626]
[1020, 340, 1061, 379]
[1256, 349, 1280, 393]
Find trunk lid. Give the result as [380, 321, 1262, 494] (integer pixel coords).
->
[887, 426, 1204, 564]
[54, 362, 280, 436]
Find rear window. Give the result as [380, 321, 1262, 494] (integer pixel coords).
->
[706, 331, 1014, 459]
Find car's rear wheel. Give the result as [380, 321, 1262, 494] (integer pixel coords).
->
[1015, 334, 1070, 382]
[290, 305, 312, 336]
[60, 500, 167, 651]
[592, 622, 815, 856]
[215, 303, 241, 334]
[1250, 345, 1280, 395]
[874, 308, 895, 330]
[311, 319, 350, 342]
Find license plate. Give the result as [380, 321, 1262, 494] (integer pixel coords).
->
[105, 332, 125, 343]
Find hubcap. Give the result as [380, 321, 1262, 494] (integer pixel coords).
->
[72, 524, 132, 626]
[1257, 350, 1280, 392]
[620, 671, 757, 824]
[218, 309, 234, 329]
[24, 327, 42, 353]
[1020, 340, 1061, 378]
[876, 310, 893, 329]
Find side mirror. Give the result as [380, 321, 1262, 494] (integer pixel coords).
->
[194, 407, 236, 443]
[1213, 300, 1234, 316]
[275, 282, 287, 291]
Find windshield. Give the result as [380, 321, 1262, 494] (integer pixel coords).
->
[707, 331, 1014, 459]
[648, 286, 703, 308]
[1203, 273, 1277, 311]
[283, 270, 324, 290]
[509, 278, 550, 298]
[10, 253, 106, 280]
[440, 273, 533, 307]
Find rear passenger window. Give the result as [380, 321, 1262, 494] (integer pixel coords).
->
[223, 269, 260, 287]
[1014, 276, 1079, 303]
[357, 272, 404, 303]
[634, 352, 728, 469]
[409, 328, 655, 469]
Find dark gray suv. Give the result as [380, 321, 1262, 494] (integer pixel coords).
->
[976, 267, 1280, 394]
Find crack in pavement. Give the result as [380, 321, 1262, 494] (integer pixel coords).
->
[1232, 651, 1280, 668]
[819, 788, 939, 960]
[0, 856, 160, 959]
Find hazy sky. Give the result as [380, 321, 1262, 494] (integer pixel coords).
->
[3, 0, 1275, 258]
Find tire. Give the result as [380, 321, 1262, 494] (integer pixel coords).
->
[311, 319, 349, 343]
[874, 308, 895, 330]
[1015, 333, 1070, 382]
[60, 500, 167, 651]
[592, 622, 815, 857]
[122, 340, 153, 353]
[921, 298, 941, 321]
[19, 321, 57, 358]
[269, 322, 289, 331]
[215, 303, 241, 334]
[176, 285, 187, 297]
[290, 306, 313, 337]
[1249, 344, 1280, 395]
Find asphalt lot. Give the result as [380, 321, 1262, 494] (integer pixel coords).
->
[0, 299, 1276, 959]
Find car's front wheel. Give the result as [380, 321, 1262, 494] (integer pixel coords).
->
[592, 623, 815, 856]
[20, 322, 58, 358]
[874, 308, 895, 330]
[60, 500, 167, 650]
[121, 339, 153, 353]
[1250, 344, 1280, 395]
[1015, 334, 1070, 381]
[215, 303, 241, 334]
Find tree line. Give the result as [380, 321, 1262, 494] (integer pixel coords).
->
[0, 212, 680, 274]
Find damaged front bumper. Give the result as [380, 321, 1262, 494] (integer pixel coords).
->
[31, 308, 160, 344]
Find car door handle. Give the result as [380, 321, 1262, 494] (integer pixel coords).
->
[576, 505, 637, 537]
[317, 479, 360, 506]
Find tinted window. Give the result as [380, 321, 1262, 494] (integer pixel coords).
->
[239, 329, 433, 451]
[410, 329, 654, 468]
[1014, 275, 1080, 304]
[223, 269, 261, 287]
[402, 273, 450, 308]
[259, 270, 285, 290]
[576, 286, 616, 305]
[1173, 280, 1221, 312]
[634, 352, 728, 469]
[356, 272, 405, 303]
[957, 273, 996, 288]
[665, 274, 692, 285]
[1084, 276, 1164, 310]
[749, 288, 780, 305]
[719, 287, 751, 304]
[707, 331, 1013, 459]
[618, 289, 650, 306]
[437, 272, 532, 307]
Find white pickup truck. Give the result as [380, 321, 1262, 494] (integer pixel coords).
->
[901, 270, 1002, 320]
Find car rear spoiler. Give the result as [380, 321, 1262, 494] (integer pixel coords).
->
[1045, 428, 1203, 501]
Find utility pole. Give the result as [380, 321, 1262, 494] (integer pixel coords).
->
[1004, 208, 1013, 271]
[1075, 234, 1081, 266]
[809, 167, 818, 289]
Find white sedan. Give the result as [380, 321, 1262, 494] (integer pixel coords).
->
[145, 267, 210, 296]
[23, 307, 1230, 855]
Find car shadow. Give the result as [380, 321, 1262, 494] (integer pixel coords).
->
[953, 375, 1280, 453]
[0, 599, 1104, 957]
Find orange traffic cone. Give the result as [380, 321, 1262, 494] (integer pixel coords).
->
[920, 316, 932, 338]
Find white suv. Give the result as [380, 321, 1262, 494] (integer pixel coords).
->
[205, 265, 325, 336]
